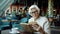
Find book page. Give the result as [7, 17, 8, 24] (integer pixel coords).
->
[20, 23, 37, 32]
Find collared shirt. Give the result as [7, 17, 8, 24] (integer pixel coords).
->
[28, 16, 50, 34]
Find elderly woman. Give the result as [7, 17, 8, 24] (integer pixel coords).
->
[28, 5, 50, 34]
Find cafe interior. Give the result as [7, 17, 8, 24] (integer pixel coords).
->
[0, 0, 60, 34]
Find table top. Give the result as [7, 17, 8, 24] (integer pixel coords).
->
[2, 19, 18, 22]
[51, 26, 60, 31]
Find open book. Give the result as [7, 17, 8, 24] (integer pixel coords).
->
[20, 23, 37, 33]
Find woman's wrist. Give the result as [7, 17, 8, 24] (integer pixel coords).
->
[39, 28, 46, 34]
[41, 31, 45, 34]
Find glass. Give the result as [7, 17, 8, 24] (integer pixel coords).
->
[30, 11, 38, 14]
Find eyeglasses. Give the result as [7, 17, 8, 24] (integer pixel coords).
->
[31, 11, 38, 14]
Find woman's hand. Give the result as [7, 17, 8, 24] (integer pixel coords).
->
[28, 22, 40, 31]
[31, 23, 45, 34]
[32, 23, 40, 31]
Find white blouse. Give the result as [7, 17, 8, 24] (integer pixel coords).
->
[28, 16, 50, 34]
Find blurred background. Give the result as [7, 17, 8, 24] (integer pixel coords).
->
[0, 0, 60, 34]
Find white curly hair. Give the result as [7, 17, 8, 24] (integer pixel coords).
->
[28, 5, 40, 16]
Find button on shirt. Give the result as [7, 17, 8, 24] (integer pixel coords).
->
[28, 16, 50, 34]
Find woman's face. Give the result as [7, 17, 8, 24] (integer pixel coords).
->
[31, 8, 40, 19]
